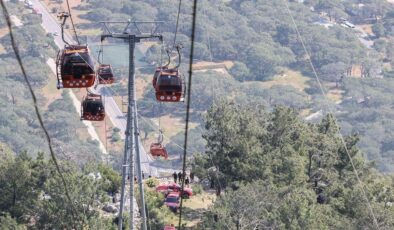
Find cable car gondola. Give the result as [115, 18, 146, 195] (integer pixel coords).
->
[154, 68, 184, 102]
[153, 44, 184, 102]
[56, 45, 95, 89]
[97, 64, 115, 84]
[150, 143, 169, 159]
[150, 130, 168, 159]
[152, 66, 166, 89]
[81, 93, 105, 121]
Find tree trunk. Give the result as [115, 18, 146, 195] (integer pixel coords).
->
[216, 186, 221, 196]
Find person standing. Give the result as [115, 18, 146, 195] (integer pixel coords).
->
[173, 171, 178, 183]
[190, 172, 194, 183]
[185, 177, 190, 187]
[178, 172, 182, 183]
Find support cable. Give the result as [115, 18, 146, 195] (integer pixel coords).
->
[0, 0, 80, 227]
[178, 0, 198, 229]
[282, 1, 380, 229]
[66, 0, 80, 44]
[172, 0, 183, 49]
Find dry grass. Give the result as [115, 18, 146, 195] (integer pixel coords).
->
[0, 44, 6, 55]
[0, 27, 8, 38]
[138, 41, 157, 54]
[300, 108, 312, 117]
[243, 69, 309, 92]
[157, 115, 198, 139]
[158, 188, 216, 228]
[181, 191, 216, 227]
[359, 24, 373, 35]
[78, 29, 102, 36]
[113, 96, 127, 113]
[349, 65, 362, 78]
[136, 76, 149, 100]
[42, 0, 90, 30]
[193, 61, 234, 74]
[0, 27, 8, 55]
[40, 74, 62, 108]
[327, 88, 345, 103]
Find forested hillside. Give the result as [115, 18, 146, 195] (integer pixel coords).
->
[195, 101, 394, 229]
[77, 0, 394, 171]
[2, 0, 394, 229]
[0, 2, 102, 163]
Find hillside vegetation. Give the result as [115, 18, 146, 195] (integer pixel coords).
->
[73, 0, 394, 171]
[195, 101, 394, 229]
[2, 0, 394, 228]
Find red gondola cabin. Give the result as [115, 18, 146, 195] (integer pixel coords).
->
[152, 66, 167, 89]
[150, 143, 168, 159]
[97, 64, 115, 84]
[154, 68, 184, 102]
[81, 94, 105, 121]
[56, 45, 95, 89]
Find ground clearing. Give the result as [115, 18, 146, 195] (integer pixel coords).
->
[243, 69, 310, 92]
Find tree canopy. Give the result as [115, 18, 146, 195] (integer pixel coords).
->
[195, 101, 394, 229]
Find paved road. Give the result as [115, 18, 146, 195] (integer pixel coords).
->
[31, 0, 159, 176]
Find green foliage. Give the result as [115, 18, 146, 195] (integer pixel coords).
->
[81, 0, 374, 81]
[0, 150, 116, 228]
[372, 23, 385, 38]
[98, 163, 121, 193]
[229, 61, 250, 82]
[144, 190, 174, 229]
[0, 215, 26, 230]
[0, 151, 42, 221]
[191, 184, 203, 195]
[146, 177, 159, 188]
[112, 132, 121, 142]
[196, 101, 394, 229]
[0, 3, 102, 164]
[340, 77, 394, 171]
[245, 41, 295, 80]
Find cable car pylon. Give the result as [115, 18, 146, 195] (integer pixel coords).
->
[100, 21, 163, 230]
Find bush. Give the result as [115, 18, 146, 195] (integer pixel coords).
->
[98, 164, 121, 193]
[146, 178, 159, 188]
[112, 133, 121, 142]
[192, 184, 203, 195]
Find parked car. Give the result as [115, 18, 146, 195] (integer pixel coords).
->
[156, 182, 193, 198]
[164, 192, 180, 212]
[164, 224, 176, 230]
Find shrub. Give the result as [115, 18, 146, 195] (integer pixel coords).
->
[146, 178, 159, 188]
[192, 184, 203, 195]
[112, 133, 121, 142]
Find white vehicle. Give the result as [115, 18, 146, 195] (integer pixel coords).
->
[25, 0, 33, 9]
[344, 21, 355, 28]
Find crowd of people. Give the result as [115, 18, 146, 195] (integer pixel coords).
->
[172, 171, 194, 187]
[128, 170, 196, 188]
